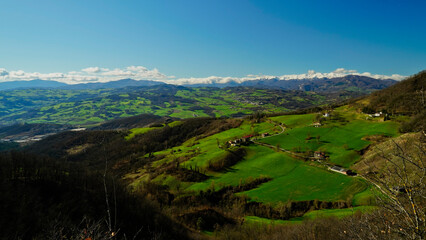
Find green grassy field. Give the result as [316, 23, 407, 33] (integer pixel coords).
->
[241, 161, 367, 203]
[0, 86, 347, 126]
[269, 114, 316, 128]
[244, 215, 297, 225]
[125, 126, 164, 140]
[188, 145, 367, 203]
[124, 120, 276, 189]
[352, 186, 377, 206]
[129, 110, 397, 206]
[262, 111, 399, 167]
[123, 108, 399, 226]
[244, 206, 377, 225]
[125, 121, 183, 140]
[150, 120, 260, 169]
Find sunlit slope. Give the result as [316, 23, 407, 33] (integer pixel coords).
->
[0, 86, 336, 126]
[126, 107, 399, 207]
[260, 107, 399, 167]
[189, 145, 366, 203]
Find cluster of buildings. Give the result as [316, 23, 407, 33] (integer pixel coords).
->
[312, 112, 331, 127]
[313, 151, 356, 176]
[314, 151, 326, 159]
[228, 132, 272, 147]
[228, 135, 254, 147]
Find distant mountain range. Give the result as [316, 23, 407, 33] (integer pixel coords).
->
[0, 79, 163, 91]
[0, 79, 68, 91]
[0, 75, 397, 92]
[63, 79, 164, 90]
[187, 75, 397, 92]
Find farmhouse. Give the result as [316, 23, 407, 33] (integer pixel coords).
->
[314, 151, 326, 159]
[323, 112, 330, 117]
[228, 139, 242, 147]
[242, 135, 254, 142]
[329, 166, 347, 174]
[373, 111, 383, 117]
[261, 132, 270, 138]
[228, 135, 253, 146]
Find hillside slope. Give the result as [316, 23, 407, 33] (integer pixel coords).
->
[240, 75, 397, 92]
[0, 85, 358, 126]
[367, 70, 425, 115]
[1, 72, 423, 239]
[0, 79, 68, 91]
[353, 70, 425, 132]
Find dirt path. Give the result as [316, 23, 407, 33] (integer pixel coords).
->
[357, 175, 394, 201]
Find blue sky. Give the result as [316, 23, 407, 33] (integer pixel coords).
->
[0, 0, 425, 83]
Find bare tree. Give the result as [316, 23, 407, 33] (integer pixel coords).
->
[361, 133, 425, 239]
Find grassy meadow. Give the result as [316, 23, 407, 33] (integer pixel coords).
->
[1, 86, 326, 126]
[244, 205, 377, 225]
[262, 108, 399, 167]
[123, 106, 400, 224]
[189, 145, 367, 203]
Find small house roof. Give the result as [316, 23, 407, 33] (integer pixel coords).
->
[331, 166, 346, 172]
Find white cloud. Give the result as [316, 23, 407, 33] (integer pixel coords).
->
[82, 67, 102, 73]
[0, 66, 407, 85]
[0, 66, 170, 84]
[332, 68, 348, 74]
[164, 68, 407, 85]
[13, 70, 25, 76]
[101, 68, 133, 76]
[126, 66, 147, 72]
[0, 68, 9, 76]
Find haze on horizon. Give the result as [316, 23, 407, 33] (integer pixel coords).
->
[1, 0, 425, 84]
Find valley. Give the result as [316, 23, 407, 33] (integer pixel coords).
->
[0, 80, 375, 127]
[123, 105, 399, 226]
[0, 72, 424, 239]
[2, 1, 425, 238]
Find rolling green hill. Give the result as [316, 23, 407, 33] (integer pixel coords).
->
[353, 71, 425, 132]
[2, 73, 424, 239]
[0, 85, 362, 126]
[118, 106, 400, 224]
[22, 105, 401, 218]
[261, 106, 399, 167]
